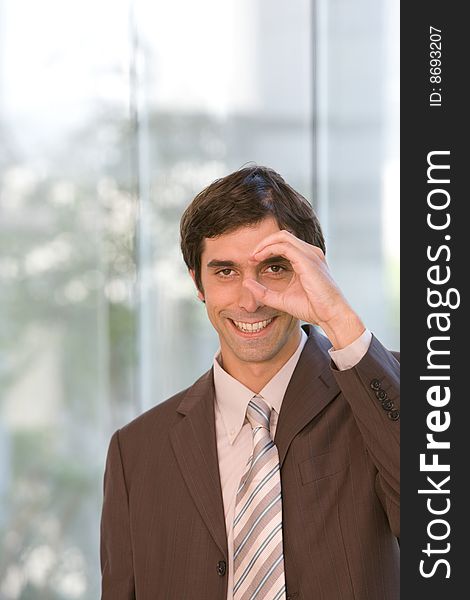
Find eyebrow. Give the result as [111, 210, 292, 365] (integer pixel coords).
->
[206, 255, 290, 269]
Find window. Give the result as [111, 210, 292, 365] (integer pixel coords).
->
[0, 1, 398, 596]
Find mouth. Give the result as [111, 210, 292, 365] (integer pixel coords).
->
[228, 317, 277, 337]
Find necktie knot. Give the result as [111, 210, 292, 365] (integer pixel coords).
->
[246, 395, 272, 433]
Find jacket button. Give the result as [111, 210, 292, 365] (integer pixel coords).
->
[382, 399, 394, 411]
[388, 409, 400, 421]
[375, 389, 388, 401]
[217, 561, 226, 576]
[370, 379, 381, 390]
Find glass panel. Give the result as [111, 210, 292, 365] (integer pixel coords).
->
[0, 0, 134, 597]
[316, 0, 399, 348]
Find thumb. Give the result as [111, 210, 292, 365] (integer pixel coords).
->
[242, 279, 284, 311]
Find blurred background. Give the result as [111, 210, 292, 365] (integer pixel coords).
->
[0, 0, 399, 597]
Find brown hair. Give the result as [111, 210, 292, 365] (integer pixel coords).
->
[180, 165, 326, 293]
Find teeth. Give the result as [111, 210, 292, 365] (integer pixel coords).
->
[233, 318, 273, 333]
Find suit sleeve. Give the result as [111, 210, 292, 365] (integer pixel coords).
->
[100, 430, 136, 599]
[330, 334, 400, 538]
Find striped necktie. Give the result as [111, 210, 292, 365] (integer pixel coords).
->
[233, 395, 286, 600]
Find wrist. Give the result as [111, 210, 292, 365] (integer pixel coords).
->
[318, 310, 365, 350]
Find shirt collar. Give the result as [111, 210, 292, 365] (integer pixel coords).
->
[213, 328, 308, 444]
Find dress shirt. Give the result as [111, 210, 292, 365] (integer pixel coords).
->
[328, 328, 372, 370]
[213, 326, 371, 600]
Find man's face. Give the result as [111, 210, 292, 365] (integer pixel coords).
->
[191, 216, 301, 369]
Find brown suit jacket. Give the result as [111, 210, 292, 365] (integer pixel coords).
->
[101, 324, 400, 599]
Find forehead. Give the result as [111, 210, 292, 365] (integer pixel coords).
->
[201, 216, 281, 260]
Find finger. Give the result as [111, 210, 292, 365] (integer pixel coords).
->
[242, 279, 286, 312]
[252, 229, 321, 258]
[251, 241, 306, 269]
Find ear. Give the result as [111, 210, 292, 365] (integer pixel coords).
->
[189, 269, 205, 303]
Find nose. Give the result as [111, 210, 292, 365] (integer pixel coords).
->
[237, 278, 264, 313]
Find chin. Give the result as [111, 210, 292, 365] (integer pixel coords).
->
[230, 342, 281, 364]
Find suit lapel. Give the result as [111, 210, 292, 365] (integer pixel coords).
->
[169, 370, 228, 559]
[275, 324, 341, 466]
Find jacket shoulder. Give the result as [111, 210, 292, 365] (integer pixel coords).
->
[118, 367, 212, 441]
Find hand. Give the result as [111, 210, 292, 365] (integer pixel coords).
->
[244, 230, 365, 349]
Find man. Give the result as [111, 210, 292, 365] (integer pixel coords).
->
[100, 166, 399, 599]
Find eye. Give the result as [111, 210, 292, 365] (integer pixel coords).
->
[265, 264, 286, 274]
[216, 268, 236, 278]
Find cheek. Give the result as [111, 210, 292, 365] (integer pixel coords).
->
[203, 281, 237, 309]
[203, 277, 237, 304]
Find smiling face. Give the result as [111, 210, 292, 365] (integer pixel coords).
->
[190, 216, 301, 376]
